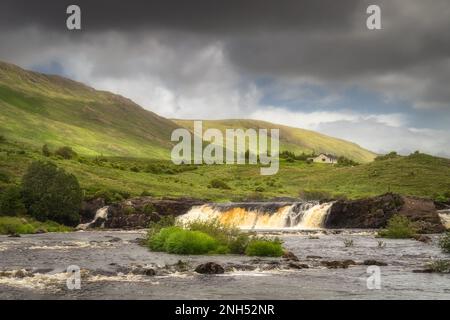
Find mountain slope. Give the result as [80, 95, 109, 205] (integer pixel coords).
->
[0, 61, 375, 162]
[0, 61, 178, 158]
[173, 119, 376, 163]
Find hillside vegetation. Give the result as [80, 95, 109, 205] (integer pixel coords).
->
[173, 119, 376, 163]
[0, 61, 374, 163]
[0, 138, 448, 202]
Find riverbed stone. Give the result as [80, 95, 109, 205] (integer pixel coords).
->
[195, 262, 225, 274]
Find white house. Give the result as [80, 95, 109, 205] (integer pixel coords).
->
[310, 153, 338, 164]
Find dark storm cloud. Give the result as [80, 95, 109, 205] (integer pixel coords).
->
[0, 0, 450, 155]
[0, 0, 362, 32]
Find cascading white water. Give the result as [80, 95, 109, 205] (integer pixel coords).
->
[438, 210, 450, 229]
[76, 206, 109, 230]
[177, 201, 334, 230]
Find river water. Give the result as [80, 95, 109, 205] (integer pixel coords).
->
[1, 230, 449, 299]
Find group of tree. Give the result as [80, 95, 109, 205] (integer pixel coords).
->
[42, 144, 78, 160]
[0, 161, 82, 226]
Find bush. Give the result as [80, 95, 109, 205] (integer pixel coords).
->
[299, 189, 332, 201]
[164, 229, 219, 254]
[375, 152, 400, 161]
[0, 171, 10, 183]
[0, 186, 26, 216]
[0, 135, 5, 143]
[148, 226, 219, 254]
[147, 215, 176, 240]
[439, 232, 450, 253]
[209, 179, 231, 190]
[22, 161, 82, 226]
[245, 239, 284, 257]
[426, 260, 450, 273]
[42, 144, 51, 157]
[0, 216, 72, 235]
[0, 217, 35, 234]
[378, 215, 417, 239]
[54, 146, 77, 160]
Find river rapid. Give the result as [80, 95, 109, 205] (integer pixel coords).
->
[0, 229, 449, 300]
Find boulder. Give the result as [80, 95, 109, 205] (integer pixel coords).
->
[195, 262, 225, 274]
[325, 193, 446, 233]
[362, 260, 388, 266]
[282, 251, 299, 261]
[325, 193, 404, 229]
[321, 260, 356, 269]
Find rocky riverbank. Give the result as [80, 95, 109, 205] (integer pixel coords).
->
[79, 193, 447, 233]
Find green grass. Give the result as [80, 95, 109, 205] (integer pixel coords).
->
[245, 239, 284, 257]
[173, 119, 376, 163]
[0, 216, 72, 235]
[378, 215, 417, 239]
[1, 139, 449, 202]
[147, 218, 282, 256]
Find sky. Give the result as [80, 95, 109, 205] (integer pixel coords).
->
[0, 0, 449, 156]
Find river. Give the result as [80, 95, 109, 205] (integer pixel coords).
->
[0, 229, 449, 299]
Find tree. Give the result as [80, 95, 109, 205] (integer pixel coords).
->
[0, 186, 26, 216]
[55, 146, 77, 160]
[42, 144, 51, 157]
[22, 161, 82, 225]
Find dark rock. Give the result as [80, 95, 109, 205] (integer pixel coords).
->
[34, 229, 46, 234]
[321, 260, 356, 269]
[325, 193, 446, 233]
[7, 233, 21, 238]
[80, 198, 106, 222]
[224, 264, 257, 272]
[287, 262, 309, 269]
[104, 197, 204, 229]
[282, 251, 299, 261]
[325, 193, 404, 229]
[362, 260, 388, 266]
[412, 234, 432, 243]
[306, 255, 323, 259]
[195, 262, 225, 274]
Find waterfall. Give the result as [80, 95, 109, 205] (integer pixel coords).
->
[76, 206, 110, 230]
[177, 201, 334, 230]
[438, 210, 450, 229]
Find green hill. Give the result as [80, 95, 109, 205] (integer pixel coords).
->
[173, 119, 376, 163]
[0, 61, 375, 163]
[0, 61, 178, 158]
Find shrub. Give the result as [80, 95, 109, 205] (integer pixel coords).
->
[148, 226, 182, 251]
[337, 156, 359, 167]
[245, 238, 284, 257]
[164, 229, 219, 254]
[299, 189, 332, 201]
[439, 232, 450, 253]
[0, 216, 72, 235]
[426, 260, 450, 273]
[0, 217, 35, 234]
[375, 152, 400, 161]
[22, 161, 82, 226]
[130, 166, 140, 173]
[343, 239, 354, 247]
[42, 144, 51, 157]
[228, 234, 251, 254]
[143, 203, 155, 215]
[208, 179, 231, 190]
[141, 191, 153, 197]
[147, 215, 176, 240]
[54, 146, 77, 160]
[0, 171, 10, 183]
[378, 215, 417, 239]
[0, 186, 26, 216]
[186, 218, 238, 244]
[148, 226, 219, 255]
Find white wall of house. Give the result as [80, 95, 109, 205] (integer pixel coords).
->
[312, 154, 337, 164]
